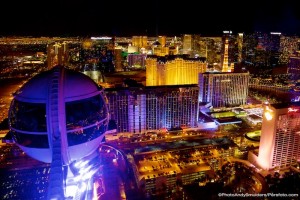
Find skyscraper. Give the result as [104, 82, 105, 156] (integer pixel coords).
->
[132, 36, 148, 48]
[146, 56, 207, 86]
[237, 33, 243, 63]
[198, 72, 249, 108]
[158, 35, 166, 47]
[250, 103, 300, 170]
[105, 85, 199, 132]
[47, 42, 69, 69]
[268, 32, 281, 67]
[182, 34, 192, 54]
[127, 53, 147, 69]
[288, 53, 300, 81]
[114, 48, 123, 72]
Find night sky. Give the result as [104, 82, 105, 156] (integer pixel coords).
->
[1, 1, 300, 37]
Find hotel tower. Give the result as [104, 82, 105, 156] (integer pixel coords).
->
[249, 103, 300, 170]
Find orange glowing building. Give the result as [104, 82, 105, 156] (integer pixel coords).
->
[47, 42, 69, 69]
[146, 56, 207, 86]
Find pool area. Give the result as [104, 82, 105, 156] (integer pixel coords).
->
[245, 131, 261, 142]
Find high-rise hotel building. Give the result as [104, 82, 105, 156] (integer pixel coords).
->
[237, 33, 243, 63]
[105, 85, 199, 133]
[249, 103, 300, 170]
[146, 56, 207, 86]
[114, 48, 123, 72]
[198, 72, 249, 108]
[182, 34, 192, 54]
[47, 42, 69, 69]
[127, 54, 147, 69]
[288, 53, 300, 81]
[132, 36, 148, 48]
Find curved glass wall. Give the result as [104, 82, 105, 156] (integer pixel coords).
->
[10, 130, 49, 148]
[65, 94, 107, 130]
[65, 94, 108, 146]
[9, 100, 47, 132]
[67, 124, 107, 146]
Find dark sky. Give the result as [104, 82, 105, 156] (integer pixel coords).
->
[1, 1, 300, 37]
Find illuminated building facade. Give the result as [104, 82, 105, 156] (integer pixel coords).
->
[158, 36, 166, 47]
[198, 72, 249, 108]
[164, 58, 206, 85]
[168, 36, 180, 55]
[47, 42, 69, 69]
[82, 66, 104, 83]
[253, 103, 300, 170]
[105, 85, 199, 132]
[181, 34, 204, 58]
[182, 34, 192, 54]
[145, 57, 164, 86]
[268, 32, 281, 67]
[132, 36, 148, 48]
[198, 37, 222, 66]
[237, 33, 243, 63]
[114, 48, 123, 72]
[288, 54, 300, 81]
[152, 46, 169, 56]
[127, 54, 147, 69]
[146, 56, 207, 86]
[128, 94, 147, 133]
[279, 35, 299, 64]
[151, 40, 169, 56]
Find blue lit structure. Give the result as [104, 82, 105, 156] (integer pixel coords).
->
[8, 65, 109, 199]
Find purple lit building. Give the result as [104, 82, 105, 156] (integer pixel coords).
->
[198, 72, 249, 108]
[288, 54, 300, 81]
[105, 85, 199, 133]
[127, 53, 147, 69]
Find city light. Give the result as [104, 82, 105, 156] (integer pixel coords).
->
[2, 30, 300, 200]
[270, 32, 281, 35]
[288, 107, 299, 113]
[91, 36, 112, 40]
[264, 106, 273, 121]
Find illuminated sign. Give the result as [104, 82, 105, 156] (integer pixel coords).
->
[223, 31, 232, 34]
[270, 32, 281, 35]
[288, 107, 299, 113]
[264, 106, 273, 121]
[91, 36, 112, 40]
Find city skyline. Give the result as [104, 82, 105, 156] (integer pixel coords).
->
[1, 1, 300, 37]
[1, 28, 300, 199]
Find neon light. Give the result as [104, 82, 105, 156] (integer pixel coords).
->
[288, 107, 299, 113]
[264, 112, 273, 121]
[91, 36, 112, 40]
[264, 106, 273, 121]
[270, 32, 281, 35]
